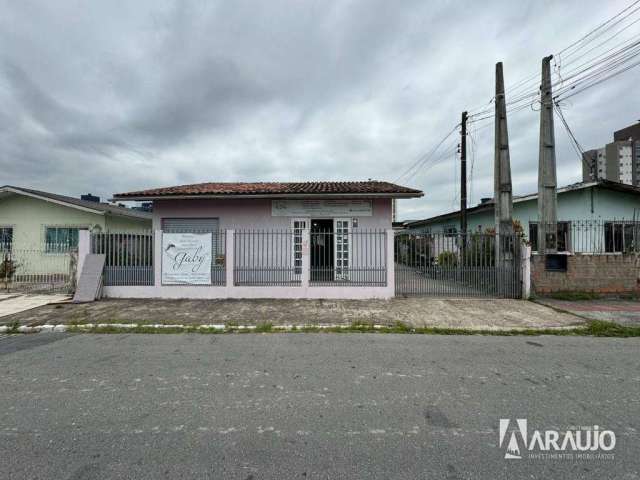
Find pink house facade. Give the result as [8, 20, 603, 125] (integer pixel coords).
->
[88, 181, 422, 300]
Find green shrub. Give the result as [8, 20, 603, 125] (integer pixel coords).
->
[437, 251, 457, 267]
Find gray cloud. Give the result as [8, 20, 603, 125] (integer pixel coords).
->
[0, 0, 638, 218]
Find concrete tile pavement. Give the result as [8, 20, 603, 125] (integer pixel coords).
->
[0, 294, 71, 319]
[535, 298, 640, 326]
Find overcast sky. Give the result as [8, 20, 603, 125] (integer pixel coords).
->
[1, 0, 638, 220]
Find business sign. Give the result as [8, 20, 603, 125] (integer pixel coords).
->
[161, 233, 212, 285]
[272, 199, 372, 217]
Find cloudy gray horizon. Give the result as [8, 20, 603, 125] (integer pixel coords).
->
[1, 0, 638, 220]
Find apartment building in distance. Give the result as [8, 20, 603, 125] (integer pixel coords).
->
[583, 121, 640, 186]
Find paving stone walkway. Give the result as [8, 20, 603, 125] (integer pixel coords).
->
[535, 298, 640, 326]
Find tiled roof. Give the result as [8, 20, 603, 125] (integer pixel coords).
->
[0, 186, 152, 220]
[403, 179, 640, 227]
[114, 181, 423, 199]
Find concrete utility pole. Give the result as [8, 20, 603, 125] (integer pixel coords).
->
[460, 111, 468, 235]
[538, 55, 558, 253]
[494, 62, 514, 262]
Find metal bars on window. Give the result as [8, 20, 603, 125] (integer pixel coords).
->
[529, 220, 640, 254]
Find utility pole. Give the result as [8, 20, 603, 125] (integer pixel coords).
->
[494, 62, 514, 264]
[538, 55, 558, 254]
[460, 111, 468, 235]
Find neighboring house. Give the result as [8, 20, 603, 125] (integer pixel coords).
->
[0, 185, 152, 252]
[99, 180, 423, 299]
[404, 180, 640, 254]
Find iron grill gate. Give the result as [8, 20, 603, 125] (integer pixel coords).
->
[394, 231, 523, 298]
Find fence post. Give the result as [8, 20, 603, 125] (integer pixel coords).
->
[154, 230, 162, 287]
[301, 228, 310, 288]
[521, 241, 531, 299]
[226, 230, 235, 288]
[386, 229, 395, 296]
[77, 230, 91, 285]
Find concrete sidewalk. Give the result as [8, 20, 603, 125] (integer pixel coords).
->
[536, 298, 640, 326]
[0, 294, 71, 318]
[1, 297, 583, 330]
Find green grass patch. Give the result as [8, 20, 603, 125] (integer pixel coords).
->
[583, 320, 640, 337]
[546, 291, 603, 301]
[253, 322, 273, 333]
[6, 319, 20, 333]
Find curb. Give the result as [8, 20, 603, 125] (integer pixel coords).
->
[0, 323, 580, 334]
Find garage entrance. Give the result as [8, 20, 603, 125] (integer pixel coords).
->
[394, 231, 523, 298]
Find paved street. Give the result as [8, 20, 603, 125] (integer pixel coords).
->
[1, 333, 638, 479]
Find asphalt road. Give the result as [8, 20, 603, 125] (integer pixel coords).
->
[0, 333, 638, 479]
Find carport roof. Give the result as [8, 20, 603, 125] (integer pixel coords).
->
[113, 181, 424, 200]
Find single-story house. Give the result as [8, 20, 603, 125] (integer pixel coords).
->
[96, 180, 423, 299]
[0, 186, 152, 251]
[403, 180, 640, 254]
[0, 186, 151, 290]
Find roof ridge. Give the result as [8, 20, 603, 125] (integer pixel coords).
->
[114, 180, 423, 199]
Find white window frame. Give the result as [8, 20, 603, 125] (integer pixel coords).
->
[291, 218, 309, 277]
[334, 218, 350, 281]
[43, 225, 88, 254]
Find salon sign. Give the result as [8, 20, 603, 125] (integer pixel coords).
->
[161, 233, 212, 285]
[272, 199, 372, 217]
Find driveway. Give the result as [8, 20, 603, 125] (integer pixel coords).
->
[0, 334, 638, 479]
[0, 297, 583, 330]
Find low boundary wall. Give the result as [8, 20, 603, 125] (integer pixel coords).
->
[531, 253, 640, 295]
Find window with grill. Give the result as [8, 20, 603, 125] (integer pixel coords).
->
[528, 222, 571, 252]
[604, 222, 640, 253]
[45, 227, 79, 252]
[0, 227, 13, 251]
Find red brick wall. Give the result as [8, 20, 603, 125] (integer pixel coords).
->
[531, 254, 640, 295]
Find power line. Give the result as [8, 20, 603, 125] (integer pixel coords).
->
[393, 124, 460, 184]
[554, 57, 640, 101]
[553, 102, 587, 167]
[466, 0, 640, 117]
[557, 0, 640, 57]
[393, 0, 640, 189]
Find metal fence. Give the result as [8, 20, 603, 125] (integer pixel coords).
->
[395, 231, 522, 298]
[529, 220, 640, 254]
[234, 230, 299, 286]
[309, 229, 387, 286]
[1, 248, 76, 293]
[91, 231, 154, 286]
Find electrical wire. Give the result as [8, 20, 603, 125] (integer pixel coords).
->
[393, 124, 460, 184]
